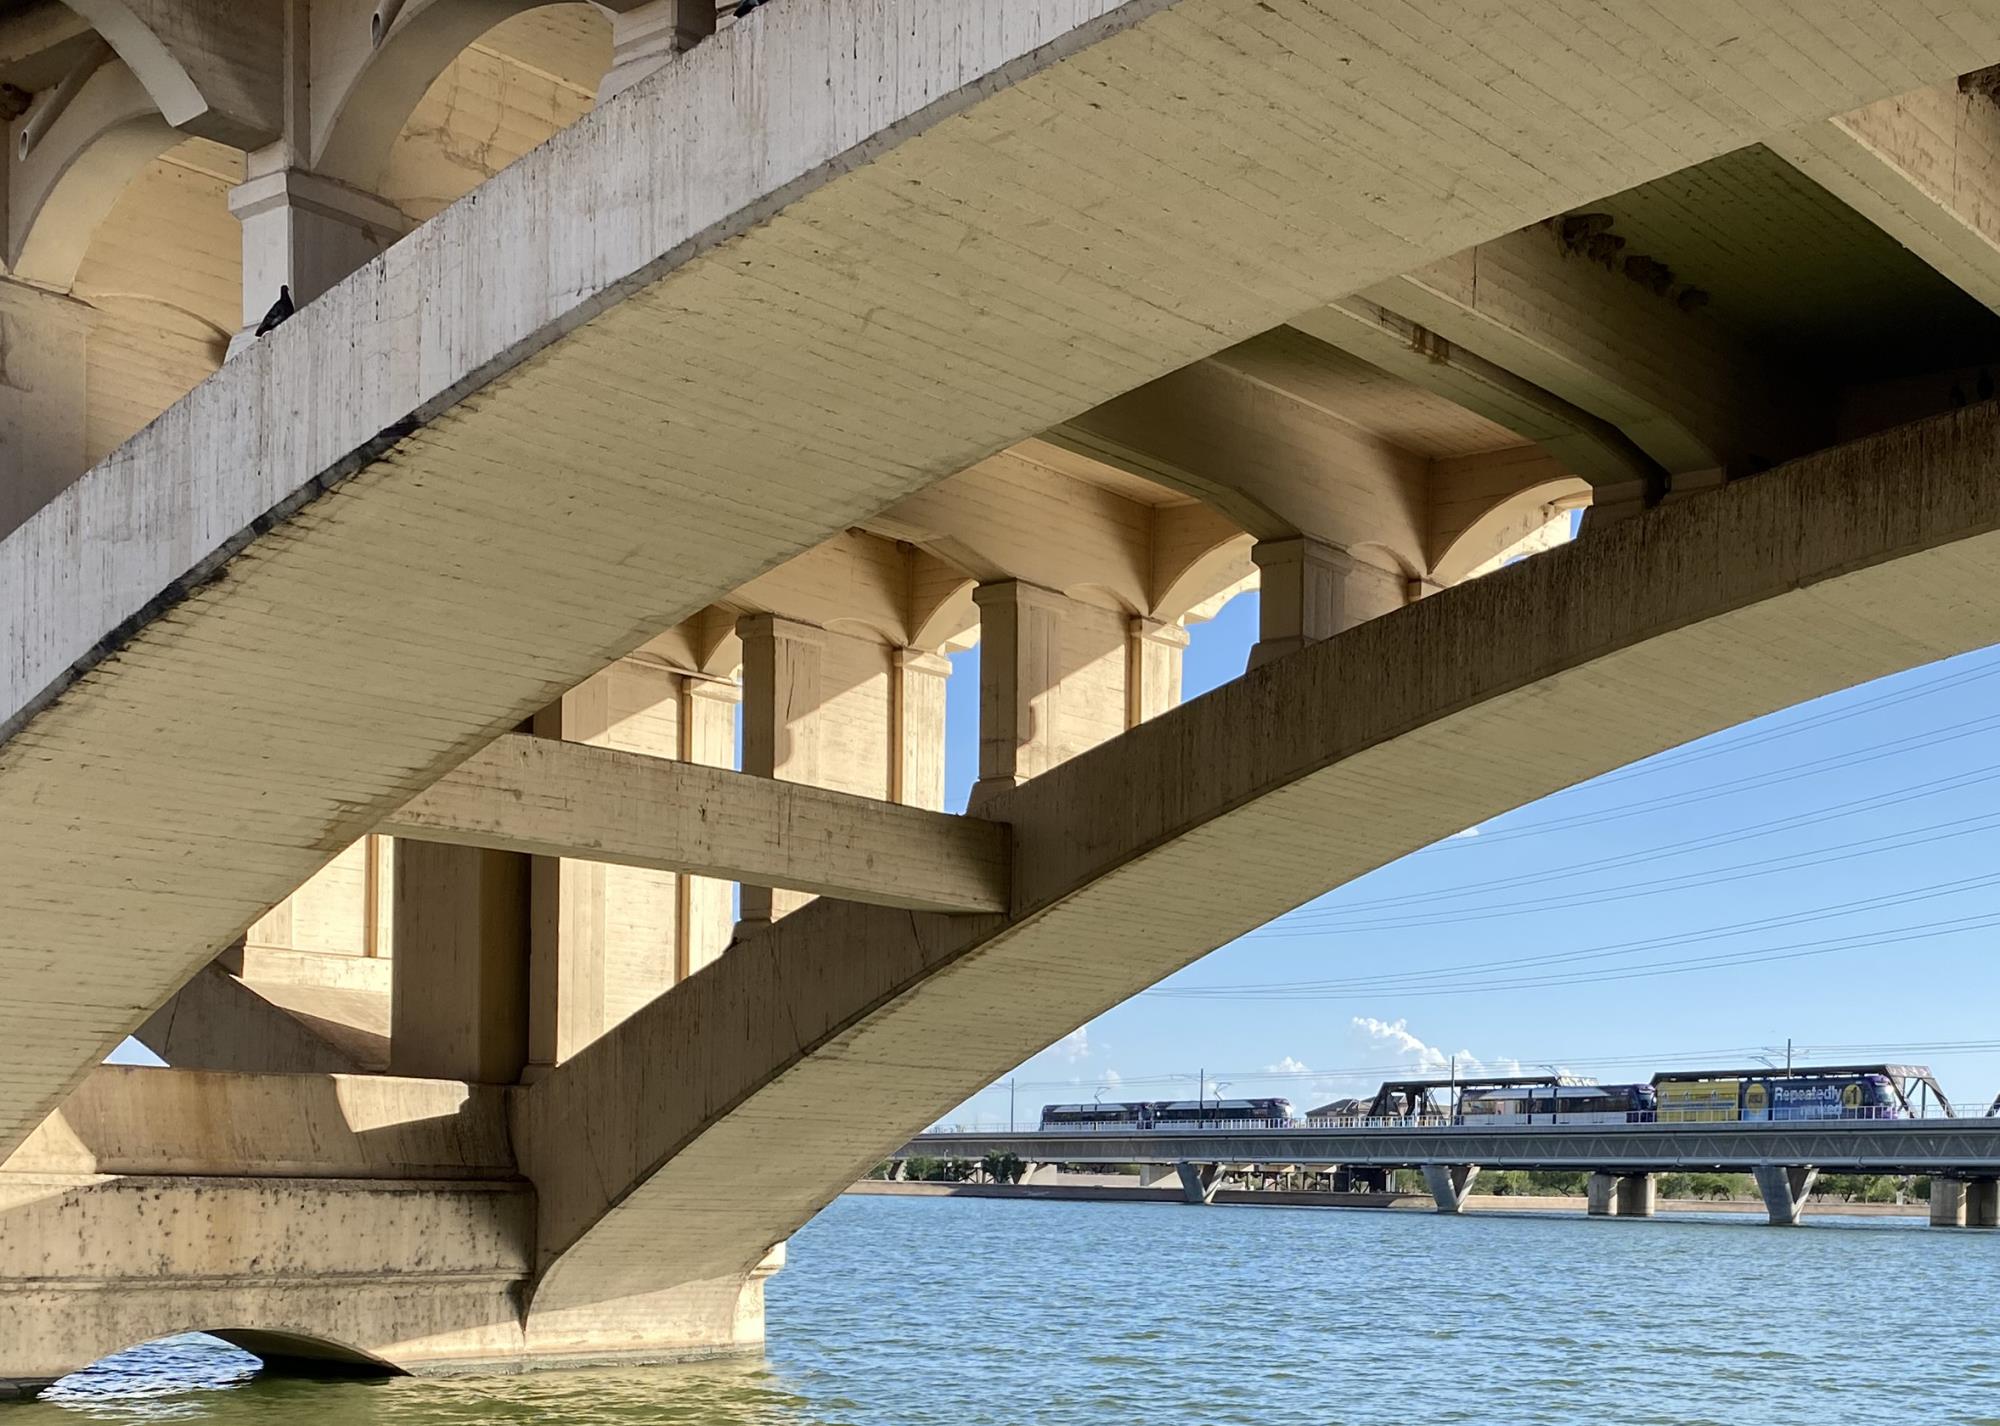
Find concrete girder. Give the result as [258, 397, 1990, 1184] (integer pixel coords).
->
[57, 0, 282, 149]
[382, 732, 1013, 913]
[134, 960, 389, 1074]
[4, 56, 174, 289]
[1362, 226, 1834, 491]
[5, 0, 2000, 1161]
[1768, 82, 2000, 314]
[1050, 357, 1431, 577]
[513, 403, 2000, 1311]
[1289, 297, 1662, 497]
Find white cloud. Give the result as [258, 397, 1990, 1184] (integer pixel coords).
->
[1102, 1068, 1122, 1087]
[1267, 1055, 1311, 1075]
[1450, 823, 1482, 839]
[1059, 1027, 1090, 1063]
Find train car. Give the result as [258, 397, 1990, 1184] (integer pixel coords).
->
[1657, 1077, 1742, 1122]
[1038, 1098, 1296, 1130]
[1458, 1083, 1656, 1125]
[1741, 1073, 1902, 1121]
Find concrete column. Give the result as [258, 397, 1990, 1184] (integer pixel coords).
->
[1138, 1163, 1180, 1188]
[1616, 1172, 1657, 1218]
[0, 280, 89, 542]
[1247, 537, 1408, 669]
[596, 0, 714, 104]
[1421, 1163, 1481, 1214]
[1587, 1171, 1616, 1217]
[1127, 616, 1189, 726]
[892, 648, 950, 812]
[1967, 1178, 2000, 1228]
[969, 580, 1074, 810]
[1930, 1177, 1967, 1228]
[389, 840, 529, 1083]
[677, 677, 739, 978]
[737, 614, 825, 934]
[1176, 1161, 1222, 1205]
[227, 164, 405, 355]
[526, 679, 613, 1073]
[1751, 1164, 1818, 1226]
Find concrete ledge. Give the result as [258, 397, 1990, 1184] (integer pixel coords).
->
[1, 1067, 514, 1180]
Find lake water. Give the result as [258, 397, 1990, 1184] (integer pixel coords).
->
[23, 1196, 2000, 1424]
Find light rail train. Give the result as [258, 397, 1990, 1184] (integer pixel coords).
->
[1040, 1098, 1296, 1130]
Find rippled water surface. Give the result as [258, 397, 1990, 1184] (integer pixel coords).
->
[25, 1197, 2000, 1424]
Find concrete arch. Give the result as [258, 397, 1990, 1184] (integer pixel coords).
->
[312, 0, 608, 191]
[57, 0, 282, 150]
[910, 576, 978, 654]
[1433, 476, 1592, 587]
[515, 405, 2000, 1308]
[1153, 529, 1252, 624]
[24, 1321, 396, 1393]
[6, 59, 175, 290]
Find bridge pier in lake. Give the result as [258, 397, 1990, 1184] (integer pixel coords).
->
[1421, 1165, 1482, 1215]
[1752, 1166, 1821, 1227]
[1587, 1172, 1657, 1218]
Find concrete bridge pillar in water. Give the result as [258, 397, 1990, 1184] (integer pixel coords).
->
[1586, 1172, 1656, 1218]
[1752, 1166, 1820, 1227]
[1174, 1163, 1222, 1205]
[1421, 1165, 1481, 1214]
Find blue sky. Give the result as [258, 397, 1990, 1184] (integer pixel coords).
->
[943, 589, 2000, 1125]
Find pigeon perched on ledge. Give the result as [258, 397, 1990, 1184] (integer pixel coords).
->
[254, 285, 295, 337]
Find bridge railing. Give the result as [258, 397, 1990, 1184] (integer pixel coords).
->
[923, 1106, 1921, 1135]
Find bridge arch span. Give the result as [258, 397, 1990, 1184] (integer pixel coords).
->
[515, 403, 2000, 1315]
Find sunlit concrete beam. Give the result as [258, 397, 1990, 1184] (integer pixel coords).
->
[383, 733, 1012, 915]
[1768, 80, 2000, 312]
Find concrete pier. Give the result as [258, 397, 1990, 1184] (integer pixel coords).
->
[1967, 1179, 2000, 1229]
[1752, 1165, 1820, 1227]
[1588, 1172, 1657, 1218]
[1421, 1165, 1482, 1215]
[1931, 1178, 1968, 1227]
[1176, 1162, 1222, 1206]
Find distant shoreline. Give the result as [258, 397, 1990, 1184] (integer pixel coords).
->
[846, 1180, 1927, 1217]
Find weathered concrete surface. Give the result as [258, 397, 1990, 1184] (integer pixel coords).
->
[515, 405, 2000, 1312]
[0, 1068, 780, 1379]
[0, 1067, 512, 1179]
[4, 0, 1995, 1160]
[135, 961, 390, 1074]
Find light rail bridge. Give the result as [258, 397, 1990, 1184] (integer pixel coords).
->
[903, 1119, 2000, 1227]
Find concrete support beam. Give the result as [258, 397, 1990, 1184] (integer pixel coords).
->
[1968, 1177, 2000, 1228]
[892, 649, 950, 812]
[1752, 1164, 1819, 1227]
[1290, 297, 1663, 497]
[133, 960, 385, 1074]
[227, 166, 405, 353]
[0, 281, 88, 543]
[385, 733, 1010, 916]
[526, 681, 613, 1072]
[737, 614, 823, 933]
[1247, 537, 1405, 670]
[1127, 617, 1188, 726]
[1176, 1161, 1221, 1205]
[1586, 1170, 1615, 1216]
[1361, 227, 1828, 488]
[1421, 1163, 1480, 1214]
[388, 840, 529, 1085]
[970, 580, 1072, 810]
[61, 0, 283, 148]
[678, 680, 738, 978]
[1931, 1176, 1968, 1227]
[1768, 83, 2000, 312]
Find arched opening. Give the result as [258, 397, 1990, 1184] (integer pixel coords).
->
[1431, 475, 1593, 587]
[38, 1330, 393, 1404]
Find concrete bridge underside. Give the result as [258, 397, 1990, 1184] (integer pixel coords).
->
[7, 0, 2000, 1384]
